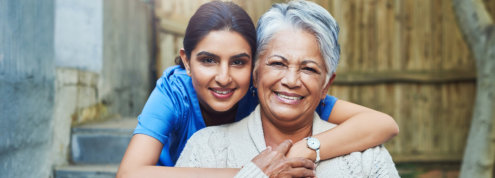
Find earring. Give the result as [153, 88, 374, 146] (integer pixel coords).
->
[250, 86, 256, 96]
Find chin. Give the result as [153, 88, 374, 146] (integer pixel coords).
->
[211, 104, 236, 112]
[270, 109, 303, 121]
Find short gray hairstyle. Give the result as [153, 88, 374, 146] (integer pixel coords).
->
[255, 0, 340, 82]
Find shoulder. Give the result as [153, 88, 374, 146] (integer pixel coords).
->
[188, 125, 228, 143]
[157, 65, 190, 90]
[312, 113, 337, 134]
[182, 124, 234, 156]
[176, 125, 230, 167]
[154, 65, 195, 115]
[336, 145, 398, 177]
[315, 94, 338, 121]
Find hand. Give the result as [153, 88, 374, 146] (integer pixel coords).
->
[251, 140, 316, 178]
[285, 139, 316, 161]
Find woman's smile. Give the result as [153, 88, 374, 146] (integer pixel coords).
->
[273, 91, 304, 105]
[210, 87, 236, 99]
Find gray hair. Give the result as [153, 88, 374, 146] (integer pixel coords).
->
[255, 0, 340, 82]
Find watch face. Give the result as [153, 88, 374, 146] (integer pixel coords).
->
[307, 137, 320, 150]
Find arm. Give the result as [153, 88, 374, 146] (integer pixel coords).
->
[287, 99, 399, 160]
[116, 134, 239, 178]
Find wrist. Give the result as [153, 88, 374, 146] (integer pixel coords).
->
[304, 137, 321, 163]
[286, 140, 316, 161]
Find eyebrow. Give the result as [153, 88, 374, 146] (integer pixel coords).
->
[269, 54, 323, 67]
[269, 54, 288, 62]
[301, 60, 322, 66]
[230, 53, 251, 59]
[196, 51, 219, 58]
[196, 51, 251, 59]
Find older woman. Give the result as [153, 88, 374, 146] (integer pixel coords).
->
[175, 1, 399, 177]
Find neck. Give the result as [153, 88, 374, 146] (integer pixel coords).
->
[261, 115, 313, 148]
[200, 103, 238, 126]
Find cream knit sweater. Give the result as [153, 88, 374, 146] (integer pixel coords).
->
[176, 106, 399, 178]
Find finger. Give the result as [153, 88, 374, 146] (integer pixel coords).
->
[286, 157, 316, 170]
[251, 146, 273, 170]
[264, 146, 272, 153]
[278, 167, 315, 178]
[274, 139, 293, 155]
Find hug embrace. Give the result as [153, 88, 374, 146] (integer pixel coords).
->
[118, 0, 400, 177]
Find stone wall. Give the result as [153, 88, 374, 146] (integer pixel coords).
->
[0, 0, 153, 176]
[51, 0, 153, 169]
[0, 0, 56, 177]
[101, 0, 152, 117]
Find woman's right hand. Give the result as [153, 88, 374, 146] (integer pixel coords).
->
[251, 140, 316, 178]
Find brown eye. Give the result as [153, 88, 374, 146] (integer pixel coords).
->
[302, 67, 319, 74]
[201, 57, 216, 64]
[268, 61, 285, 67]
[232, 59, 245, 66]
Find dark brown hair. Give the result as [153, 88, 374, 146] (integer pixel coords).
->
[175, 1, 256, 68]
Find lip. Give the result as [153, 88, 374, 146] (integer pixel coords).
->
[273, 91, 304, 105]
[210, 87, 236, 99]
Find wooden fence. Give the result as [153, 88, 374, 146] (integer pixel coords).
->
[153, 0, 495, 162]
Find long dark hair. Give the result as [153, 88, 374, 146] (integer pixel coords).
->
[175, 1, 257, 68]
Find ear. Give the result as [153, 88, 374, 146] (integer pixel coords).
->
[321, 73, 336, 99]
[179, 48, 191, 76]
[252, 61, 259, 88]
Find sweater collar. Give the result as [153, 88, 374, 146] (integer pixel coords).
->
[247, 105, 336, 153]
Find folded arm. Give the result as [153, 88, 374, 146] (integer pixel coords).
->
[287, 99, 399, 160]
[116, 134, 239, 178]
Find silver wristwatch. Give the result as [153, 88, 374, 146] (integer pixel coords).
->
[305, 137, 320, 163]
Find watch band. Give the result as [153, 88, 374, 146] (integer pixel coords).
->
[305, 137, 321, 164]
[315, 149, 320, 164]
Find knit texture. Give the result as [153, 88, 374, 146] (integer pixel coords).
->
[176, 105, 400, 177]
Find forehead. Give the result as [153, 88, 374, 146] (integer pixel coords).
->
[264, 28, 323, 64]
[194, 30, 252, 56]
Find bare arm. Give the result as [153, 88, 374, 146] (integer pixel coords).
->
[286, 100, 399, 160]
[116, 134, 239, 178]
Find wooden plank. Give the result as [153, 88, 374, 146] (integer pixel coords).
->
[329, 82, 475, 163]
[392, 154, 462, 163]
[157, 19, 186, 35]
[333, 70, 476, 84]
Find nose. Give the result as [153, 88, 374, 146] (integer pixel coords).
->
[281, 67, 301, 89]
[215, 64, 232, 86]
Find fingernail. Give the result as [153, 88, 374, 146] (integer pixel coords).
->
[266, 146, 272, 150]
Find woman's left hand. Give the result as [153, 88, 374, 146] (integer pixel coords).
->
[251, 140, 316, 178]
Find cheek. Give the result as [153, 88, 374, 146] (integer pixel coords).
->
[308, 81, 327, 99]
[190, 66, 215, 86]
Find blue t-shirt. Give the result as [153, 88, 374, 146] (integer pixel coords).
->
[133, 65, 338, 166]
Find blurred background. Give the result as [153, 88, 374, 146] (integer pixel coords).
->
[1, 0, 494, 177]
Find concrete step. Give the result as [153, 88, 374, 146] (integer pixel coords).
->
[54, 164, 118, 178]
[71, 118, 137, 164]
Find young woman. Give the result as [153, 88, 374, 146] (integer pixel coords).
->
[117, 1, 398, 177]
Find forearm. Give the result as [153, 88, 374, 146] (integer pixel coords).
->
[118, 134, 240, 178]
[288, 112, 398, 160]
[117, 166, 239, 178]
[318, 112, 398, 159]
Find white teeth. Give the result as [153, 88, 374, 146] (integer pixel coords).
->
[213, 89, 231, 94]
[277, 93, 302, 100]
